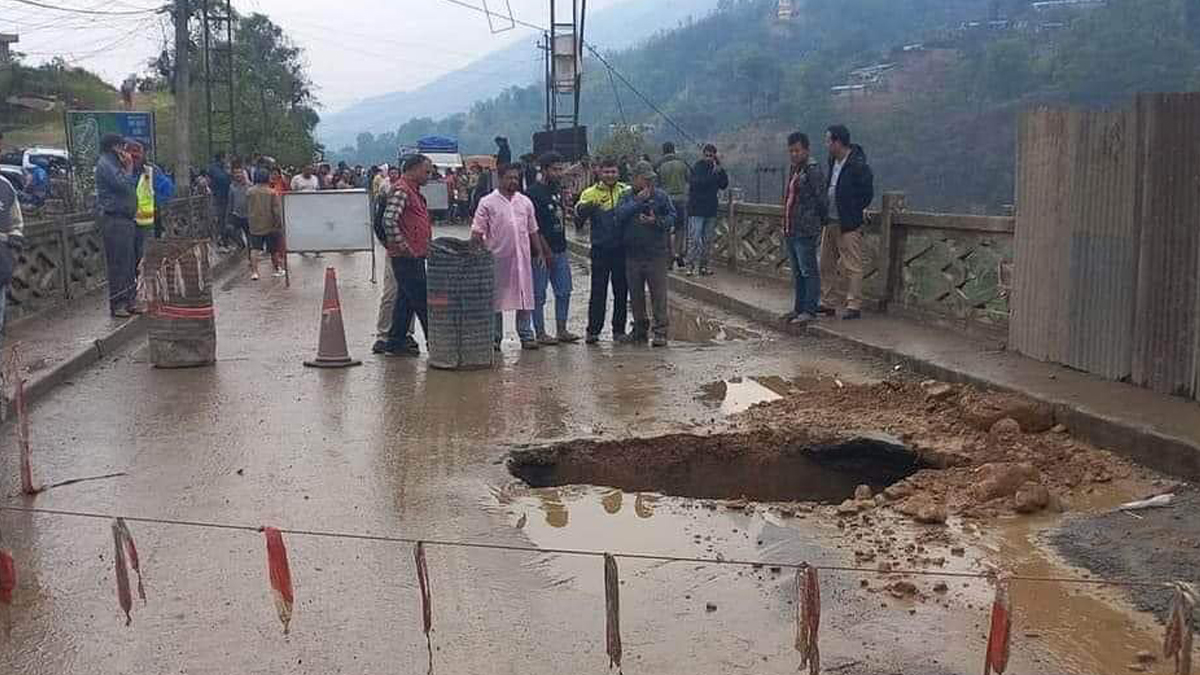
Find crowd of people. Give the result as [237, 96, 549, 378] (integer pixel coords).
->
[369, 122, 873, 357]
[0, 122, 873, 355]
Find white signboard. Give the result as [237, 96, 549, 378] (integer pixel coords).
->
[282, 189, 373, 252]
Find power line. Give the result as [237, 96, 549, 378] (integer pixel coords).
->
[429, 0, 701, 145]
[4, 0, 162, 16]
[584, 42, 698, 146]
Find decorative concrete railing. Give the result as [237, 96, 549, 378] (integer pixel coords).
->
[712, 192, 1014, 331]
[9, 195, 215, 321]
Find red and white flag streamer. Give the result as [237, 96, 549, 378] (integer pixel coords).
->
[1164, 582, 1196, 675]
[795, 564, 821, 675]
[604, 553, 622, 673]
[0, 543, 15, 637]
[263, 527, 294, 635]
[6, 347, 36, 496]
[984, 578, 1012, 675]
[114, 518, 146, 603]
[111, 520, 133, 626]
[415, 542, 434, 675]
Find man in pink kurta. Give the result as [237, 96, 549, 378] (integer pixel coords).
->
[471, 163, 550, 350]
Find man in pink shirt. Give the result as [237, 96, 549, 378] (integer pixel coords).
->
[471, 162, 551, 351]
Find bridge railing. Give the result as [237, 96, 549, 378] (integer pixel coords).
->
[712, 192, 1014, 333]
[10, 195, 215, 321]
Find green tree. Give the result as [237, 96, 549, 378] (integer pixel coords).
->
[1055, 0, 1198, 101]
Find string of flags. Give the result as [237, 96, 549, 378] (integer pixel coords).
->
[0, 507, 1194, 674]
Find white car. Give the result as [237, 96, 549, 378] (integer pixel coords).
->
[22, 147, 68, 171]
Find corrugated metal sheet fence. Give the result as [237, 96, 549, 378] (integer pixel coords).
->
[1011, 93, 1200, 401]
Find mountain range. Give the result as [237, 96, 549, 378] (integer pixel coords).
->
[316, 0, 722, 148]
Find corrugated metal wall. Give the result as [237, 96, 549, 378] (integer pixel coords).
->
[1011, 94, 1200, 400]
[1132, 93, 1200, 398]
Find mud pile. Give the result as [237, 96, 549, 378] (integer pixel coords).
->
[732, 379, 1145, 521]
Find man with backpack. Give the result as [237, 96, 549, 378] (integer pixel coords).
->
[781, 132, 828, 325]
[371, 167, 417, 354]
[378, 154, 434, 357]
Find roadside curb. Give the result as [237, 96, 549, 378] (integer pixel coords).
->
[567, 239, 1200, 481]
[7, 248, 244, 417]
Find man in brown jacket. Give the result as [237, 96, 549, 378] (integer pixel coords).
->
[246, 171, 285, 280]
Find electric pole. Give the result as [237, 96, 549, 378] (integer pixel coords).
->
[174, 0, 192, 193]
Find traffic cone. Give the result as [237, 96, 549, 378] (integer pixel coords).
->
[304, 267, 363, 368]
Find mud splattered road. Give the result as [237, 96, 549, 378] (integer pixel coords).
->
[0, 228, 1192, 674]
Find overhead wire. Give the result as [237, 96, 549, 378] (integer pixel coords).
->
[3, 0, 161, 16]
[428, 0, 702, 145]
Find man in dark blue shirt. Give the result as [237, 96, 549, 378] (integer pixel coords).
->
[526, 152, 580, 345]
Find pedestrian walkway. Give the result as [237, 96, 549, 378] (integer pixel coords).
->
[4, 291, 140, 393]
[669, 263, 1200, 480]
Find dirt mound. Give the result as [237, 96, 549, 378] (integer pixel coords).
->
[733, 379, 1138, 520]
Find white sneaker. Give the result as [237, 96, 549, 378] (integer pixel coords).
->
[273, 269, 286, 277]
[251, 272, 260, 281]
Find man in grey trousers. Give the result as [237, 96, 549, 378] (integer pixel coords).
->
[94, 134, 140, 318]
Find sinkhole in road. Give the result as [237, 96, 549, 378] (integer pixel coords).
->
[508, 430, 929, 504]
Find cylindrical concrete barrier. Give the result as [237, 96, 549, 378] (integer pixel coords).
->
[144, 238, 216, 368]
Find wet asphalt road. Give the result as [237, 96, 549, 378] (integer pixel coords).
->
[0, 227, 1080, 674]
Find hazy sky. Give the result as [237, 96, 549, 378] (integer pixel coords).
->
[3, 0, 627, 112]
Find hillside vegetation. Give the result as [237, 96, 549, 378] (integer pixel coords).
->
[335, 0, 1200, 213]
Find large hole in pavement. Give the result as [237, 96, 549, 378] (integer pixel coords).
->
[508, 430, 928, 504]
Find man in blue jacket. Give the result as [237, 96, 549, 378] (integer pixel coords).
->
[95, 134, 140, 318]
[615, 161, 676, 346]
[820, 124, 874, 320]
[575, 157, 631, 344]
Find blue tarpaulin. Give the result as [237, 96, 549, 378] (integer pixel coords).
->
[416, 136, 459, 153]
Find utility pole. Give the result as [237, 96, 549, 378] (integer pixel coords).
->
[174, 0, 192, 193]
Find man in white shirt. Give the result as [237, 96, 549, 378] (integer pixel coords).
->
[289, 165, 320, 192]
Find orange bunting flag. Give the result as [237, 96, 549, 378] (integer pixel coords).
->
[984, 579, 1012, 675]
[604, 553, 622, 673]
[795, 564, 821, 675]
[114, 519, 146, 603]
[0, 546, 15, 637]
[111, 520, 133, 626]
[263, 527, 294, 635]
[415, 542, 434, 675]
[1164, 582, 1195, 675]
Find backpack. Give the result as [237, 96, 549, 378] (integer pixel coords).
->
[372, 194, 390, 244]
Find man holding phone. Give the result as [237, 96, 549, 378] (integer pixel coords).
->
[614, 161, 675, 347]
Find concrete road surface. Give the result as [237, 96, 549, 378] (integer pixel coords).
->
[0, 229, 1157, 674]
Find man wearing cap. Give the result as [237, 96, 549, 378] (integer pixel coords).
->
[614, 161, 675, 347]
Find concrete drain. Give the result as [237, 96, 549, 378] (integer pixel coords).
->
[508, 430, 928, 504]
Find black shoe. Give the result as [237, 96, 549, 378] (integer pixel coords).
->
[405, 337, 420, 351]
[384, 345, 420, 357]
[585, 334, 600, 345]
[816, 305, 837, 316]
[842, 309, 862, 320]
[617, 332, 648, 344]
[372, 340, 388, 354]
[652, 335, 668, 347]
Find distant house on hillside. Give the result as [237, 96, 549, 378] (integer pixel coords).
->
[1031, 0, 1105, 9]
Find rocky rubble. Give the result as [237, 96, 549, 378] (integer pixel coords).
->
[734, 378, 1145, 523]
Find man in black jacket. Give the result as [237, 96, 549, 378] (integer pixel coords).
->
[685, 143, 729, 276]
[820, 125, 874, 320]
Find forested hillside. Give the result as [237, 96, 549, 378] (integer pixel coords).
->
[335, 0, 1200, 213]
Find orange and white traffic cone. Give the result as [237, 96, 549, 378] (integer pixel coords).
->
[304, 267, 362, 369]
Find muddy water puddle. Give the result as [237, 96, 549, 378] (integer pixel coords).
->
[668, 304, 761, 343]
